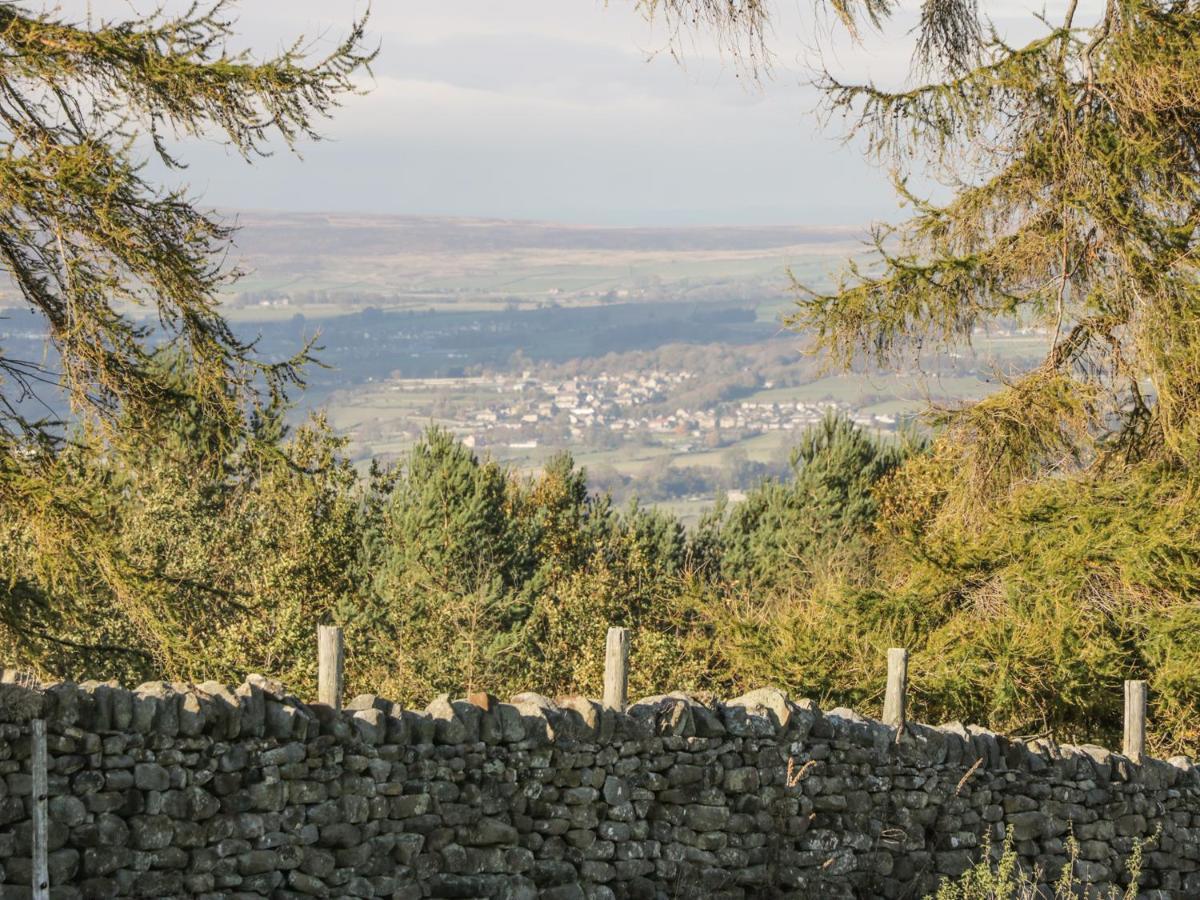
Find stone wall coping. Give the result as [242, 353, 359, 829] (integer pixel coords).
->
[0, 675, 1194, 789]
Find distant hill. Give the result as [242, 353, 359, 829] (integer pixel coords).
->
[226, 210, 862, 256]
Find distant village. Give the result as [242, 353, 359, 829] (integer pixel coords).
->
[366, 369, 899, 453]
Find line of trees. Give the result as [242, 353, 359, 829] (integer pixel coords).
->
[7, 405, 1200, 757]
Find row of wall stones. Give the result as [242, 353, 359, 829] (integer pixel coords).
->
[0, 675, 1197, 898]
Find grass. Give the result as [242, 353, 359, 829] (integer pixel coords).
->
[860, 398, 927, 417]
[743, 374, 1000, 406]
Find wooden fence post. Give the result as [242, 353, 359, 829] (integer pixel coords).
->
[318, 625, 345, 711]
[31, 718, 48, 900]
[883, 648, 908, 728]
[603, 627, 630, 713]
[1123, 679, 1147, 763]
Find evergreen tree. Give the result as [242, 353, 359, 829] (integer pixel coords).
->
[0, 2, 373, 670]
[789, 1, 1200, 751]
[636, 0, 979, 72]
[798, 0, 1200, 491]
[0, 376, 364, 687]
[371, 428, 517, 597]
[651, 1, 1200, 751]
[719, 412, 908, 587]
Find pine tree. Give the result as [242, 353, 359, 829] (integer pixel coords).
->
[720, 413, 909, 587]
[653, 1, 1200, 750]
[635, 0, 978, 73]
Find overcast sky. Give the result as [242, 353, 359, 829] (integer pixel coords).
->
[78, 1, 1091, 227]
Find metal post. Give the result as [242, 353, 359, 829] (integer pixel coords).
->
[31, 718, 48, 900]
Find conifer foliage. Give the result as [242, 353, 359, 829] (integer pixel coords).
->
[649, 0, 1200, 753]
[0, 2, 373, 446]
[0, 2, 373, 664]
[801, 0, 1200, 475]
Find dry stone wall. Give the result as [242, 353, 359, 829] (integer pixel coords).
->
[0, 676, 1198, 899]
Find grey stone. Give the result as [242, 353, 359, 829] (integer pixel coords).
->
[727, 687, 791, 729]
[426, 694, 468, 744]
[350, 708, 385, 745]
[132, 762, 169, 791]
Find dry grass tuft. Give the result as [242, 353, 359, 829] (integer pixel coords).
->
[955, 756, 984, 796]
[786, 757, 820, 787]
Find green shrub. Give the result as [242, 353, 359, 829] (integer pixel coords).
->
[932, 827, 1150, 900]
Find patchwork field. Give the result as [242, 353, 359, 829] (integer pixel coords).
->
[221, 210, 861, 318]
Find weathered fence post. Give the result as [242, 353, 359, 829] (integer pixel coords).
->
[1123, 679, 1147, 763]
[318, 625, 345, 711]
[603, 627, 630, 713]
[31, 717, 48, 900]
[883, 648, 908, 728]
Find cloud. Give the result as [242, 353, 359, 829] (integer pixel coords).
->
[69, 0, 1103, 225]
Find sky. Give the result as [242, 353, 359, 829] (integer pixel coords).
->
[74, 1, 1093, 227]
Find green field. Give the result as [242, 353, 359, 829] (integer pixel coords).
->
[744, 373, 1000, 406]
[326, 352, 1026, 490]
[216, 211, 859, 324]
